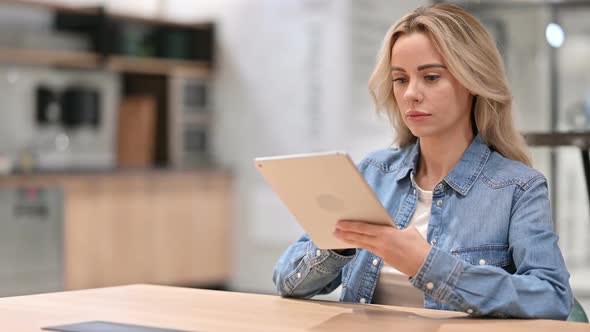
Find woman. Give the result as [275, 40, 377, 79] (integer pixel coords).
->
[272, 3, 573, 319]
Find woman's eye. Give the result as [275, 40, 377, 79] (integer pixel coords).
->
[425, 74, 440, 82]
[392, 77, 407, 84]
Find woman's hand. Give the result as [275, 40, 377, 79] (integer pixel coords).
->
[334, 220, 431, 277]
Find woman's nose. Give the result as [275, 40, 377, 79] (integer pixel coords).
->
[404, 81, 423, 103]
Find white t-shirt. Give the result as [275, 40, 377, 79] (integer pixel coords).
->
[371, 184, 432, 307]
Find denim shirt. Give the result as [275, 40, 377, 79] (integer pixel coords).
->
[272, 135, 573, 319]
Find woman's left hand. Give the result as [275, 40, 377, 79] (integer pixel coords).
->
[334, 220, 431, 277]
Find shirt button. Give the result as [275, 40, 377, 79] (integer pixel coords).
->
[426, 282, 434, 290]
[479, 259, 486, 265]
[413, 189, 417, 195]
[372, 258, 378, 266]
[436, 199, 443, 206]
[431, 239, 437, 245]
[467, 308, 474, 314]
[360, 298, 367, 303]
[297, 272, 301, 279]
[436, 183, 445, 191]
[316, 250, 321, 257]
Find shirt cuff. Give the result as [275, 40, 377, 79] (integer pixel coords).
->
[304, 242, 356, 274]
[410, 247, 465, 303]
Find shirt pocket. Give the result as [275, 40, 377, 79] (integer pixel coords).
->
[450, 244, 511, 267]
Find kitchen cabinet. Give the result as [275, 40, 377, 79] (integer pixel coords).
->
[0, 170, 232, 291]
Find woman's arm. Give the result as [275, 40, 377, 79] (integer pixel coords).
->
[409, 177, 573, 319]
[272, 234, 356, 298]
[335, 176, 573, 319]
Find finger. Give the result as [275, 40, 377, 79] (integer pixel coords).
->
[335, 220, 382, 236]
[335, 236, 376, 252]
[334, 229, 377, 250]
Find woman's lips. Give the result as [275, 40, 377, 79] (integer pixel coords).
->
[406, 111, 432, 121]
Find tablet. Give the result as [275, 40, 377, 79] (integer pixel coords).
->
[255, 151, 396, 249]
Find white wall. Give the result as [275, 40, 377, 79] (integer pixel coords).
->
[208, 0, 425, 293]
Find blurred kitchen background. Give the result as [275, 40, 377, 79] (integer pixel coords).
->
[0, 0, 588, 314]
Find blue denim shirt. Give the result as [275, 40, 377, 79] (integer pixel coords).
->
[273, 135, 573, 319]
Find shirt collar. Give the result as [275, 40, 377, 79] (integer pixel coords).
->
[395, 134, 491, 196]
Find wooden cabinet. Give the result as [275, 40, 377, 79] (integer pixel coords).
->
[0, 170, 232, 290]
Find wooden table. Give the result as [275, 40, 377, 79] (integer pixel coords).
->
[0, 284, 587, 331]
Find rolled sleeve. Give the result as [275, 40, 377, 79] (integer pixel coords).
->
[410, 247, 470, 310]
[274, 234, 356, 298]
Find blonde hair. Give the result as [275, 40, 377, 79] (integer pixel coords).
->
[368, 3, 531, 166]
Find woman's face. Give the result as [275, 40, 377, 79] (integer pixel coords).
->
[390, 32, 472, 139]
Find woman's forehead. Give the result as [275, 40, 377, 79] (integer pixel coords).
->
[391, 33, 445, 67]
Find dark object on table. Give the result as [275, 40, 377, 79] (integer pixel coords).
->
[42, 320, 193, 332]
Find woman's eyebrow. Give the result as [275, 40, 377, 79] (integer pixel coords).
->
[417, 63, 446, 71]
[390, 63, 447, 72]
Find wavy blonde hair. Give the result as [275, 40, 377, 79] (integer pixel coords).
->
[368, 3, 531, 166]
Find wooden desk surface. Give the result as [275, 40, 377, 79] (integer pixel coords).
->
[0, 284, 587, 332]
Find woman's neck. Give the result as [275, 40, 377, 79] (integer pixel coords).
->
[415, 131, 474, 190]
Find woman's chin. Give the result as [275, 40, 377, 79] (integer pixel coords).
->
[408, 128, 434, 138]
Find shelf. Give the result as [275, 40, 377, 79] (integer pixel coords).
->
[0, 48, 211, 78]
[0, 168, 231, 187]
[106, 55, 211, 78]
[524, 132, 590, 149]
[0, 47, 100, 69]
[0, 2, 213, 78]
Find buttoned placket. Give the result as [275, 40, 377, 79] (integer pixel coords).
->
[427, 181, 447, 250]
